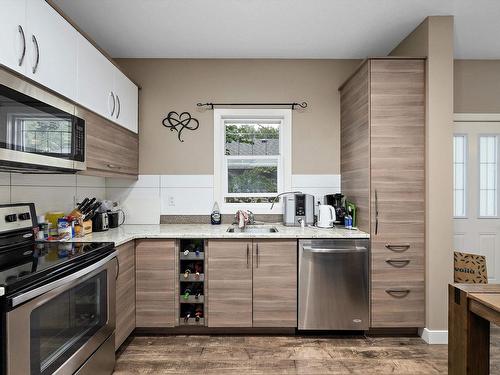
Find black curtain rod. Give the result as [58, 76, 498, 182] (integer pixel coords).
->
[196, 102, 308, 110]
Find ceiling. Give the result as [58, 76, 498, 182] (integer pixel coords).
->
[52, 0, 500, 59]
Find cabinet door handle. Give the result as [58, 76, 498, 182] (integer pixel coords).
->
[385, 259, 411, 267]
[18, 25, 26, 66]
[109, 92, 116, 117]
[374, 189, 379, 235]
[246, 244, 249, 268]
[31, 35, 39, 74]
[385, 288, 410, 297]
[256, 243, 259, 268]
[115, 257, 120, 280]
[116, 95, 121, 119]
[385, 243, 411, 252]
[106, 164, 122, 169]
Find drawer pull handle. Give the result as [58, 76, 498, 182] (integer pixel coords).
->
[385, 288, 411, 298]
[107, 164, 122, 169]
[385, 259, 411, 267]
[385, 243, 410, 252]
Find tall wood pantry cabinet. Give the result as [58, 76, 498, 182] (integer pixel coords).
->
[339, 58, 425, 328]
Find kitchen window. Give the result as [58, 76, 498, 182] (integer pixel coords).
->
[214, 109, 292, 213]
[479, 135, 498, 217]
[453, 135, 467, 217]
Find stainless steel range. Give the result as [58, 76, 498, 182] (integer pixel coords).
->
[0, 203, 117, 375]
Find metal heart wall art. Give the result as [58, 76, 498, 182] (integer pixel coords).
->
[162, 111, 200, 142]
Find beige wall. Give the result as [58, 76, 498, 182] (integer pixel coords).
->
[116, 59, 359, 175]
[454, 60, 500, 113]
[391, 16, 455, 331]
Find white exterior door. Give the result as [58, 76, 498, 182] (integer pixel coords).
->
[0, 0, 28, 75]
[454, 115, 500, 283]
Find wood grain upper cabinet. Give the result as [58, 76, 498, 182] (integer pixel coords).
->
[115, 241, 135, 350]
[135, 240, 176, 328]
[340, 58, 425, 328]
[207, 240, 253, 327]
[76, 106, 139, 179]
[0, 0, 28, 75]
[252, 240, 297, 327]
[25, 0, 78, 100]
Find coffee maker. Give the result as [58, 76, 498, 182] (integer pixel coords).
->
[325, 193, 346, 225]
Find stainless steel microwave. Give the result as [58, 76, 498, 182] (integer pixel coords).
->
[0, 68, 85, 173]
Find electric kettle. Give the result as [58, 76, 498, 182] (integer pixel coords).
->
[317, 204, 336, 228]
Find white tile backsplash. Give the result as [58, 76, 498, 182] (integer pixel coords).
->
[11, 186, 75, 214]
[2, 172, 341, 222]
[161, 175, 214, 188]
[10, 174, 77, 187]
[106, 187, 161, 224]
[0, 173, 10, 186]
[106, 175, 160, 188]
[76, 175, 106, 188]
[0, 186, 10, 204]
[160, 187, 214, 215]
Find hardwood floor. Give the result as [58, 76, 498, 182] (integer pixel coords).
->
[114, 335, 448, 374]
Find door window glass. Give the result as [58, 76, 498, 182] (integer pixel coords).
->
[29, 270, 107, 375]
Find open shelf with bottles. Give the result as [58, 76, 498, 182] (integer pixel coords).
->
[178, 239, 206, 326]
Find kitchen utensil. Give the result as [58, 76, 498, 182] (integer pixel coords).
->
[317, 204, 336, 228]
[91, 212, 109, 232]
[108, 210, 125, 228]
[325, 193, 346, 225]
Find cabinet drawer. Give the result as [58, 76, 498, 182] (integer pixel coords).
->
[371, 281, 425, 327]
[371, 251, 424, 282]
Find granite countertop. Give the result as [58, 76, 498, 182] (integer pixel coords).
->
[67, 224, 369, 247]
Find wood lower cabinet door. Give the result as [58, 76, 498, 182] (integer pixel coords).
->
[253, 240, 297, 327]
[207, 240, 252, 327]
[135, 240, 176, 327]
[115, 241, 135, 350]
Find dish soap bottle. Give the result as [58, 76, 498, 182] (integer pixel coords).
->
[211, 201, 221, 225]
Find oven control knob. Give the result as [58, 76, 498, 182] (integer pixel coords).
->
[18, 212, 31, 221]
[5, 214, 17, 222]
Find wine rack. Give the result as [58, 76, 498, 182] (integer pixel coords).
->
[178, 239, 206, 326]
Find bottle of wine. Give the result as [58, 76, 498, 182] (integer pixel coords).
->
[195, 306, 203, 322]
[184, 309, 192, 323]
[195, 286, 203, 300]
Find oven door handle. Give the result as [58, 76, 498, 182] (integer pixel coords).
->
[11, 250, 117, 307]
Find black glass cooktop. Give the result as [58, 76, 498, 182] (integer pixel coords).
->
[0, 241, 114, 296]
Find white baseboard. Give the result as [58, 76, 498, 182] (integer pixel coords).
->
[419, 328, 448, 344]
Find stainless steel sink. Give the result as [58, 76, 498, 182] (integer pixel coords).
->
[226, 225, 279, 233]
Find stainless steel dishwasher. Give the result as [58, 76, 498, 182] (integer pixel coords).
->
[298, 239, 369, 330]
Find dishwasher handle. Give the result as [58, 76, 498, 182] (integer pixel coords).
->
[302, 245, 368, 254]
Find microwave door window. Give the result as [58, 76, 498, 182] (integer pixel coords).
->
[9, 115, 72, 157]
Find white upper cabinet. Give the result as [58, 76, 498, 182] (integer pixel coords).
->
[0, 0, 138, 133]
[0, 0, 28, 75]
[76, 34, 115, 121]
[25, 0, 77, 100]
[113, 68, 139, 133]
